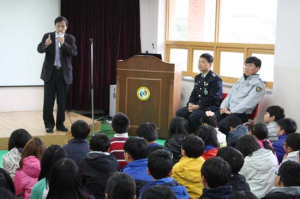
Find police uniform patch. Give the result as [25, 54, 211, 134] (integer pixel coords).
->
[256, 86, 262, 92]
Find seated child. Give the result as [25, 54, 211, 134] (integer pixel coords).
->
[141, 185, 175, 199]
[105, 172, 136, 199]
[62, 120, 90, 165]
[282, 133, 300, 163]
[263, 161, 300, 199]
[196, 125, 219, 160]
[2, 129, 32, 179]
[201, 111, 227, 147]
[139, 149, 190, 199]
[79, 133, 120, 199]
[237, 135, 278, 198]
[31, 145, 67, 199]
[217, 147, 250, 192]
[136, 122, 172, 156]
[247, 123, 276, 155]
[14, 138, 46, 199]
[227, 117, 247, 148]
[164, 117, 189, 164]
[264, 105, 285, 143]
[273, 118, 297, 163]
[123, 137, 152, 197]
[172, 135, 205, 199]
[108, 112, 130, 169]
[200, 157, 233, 199]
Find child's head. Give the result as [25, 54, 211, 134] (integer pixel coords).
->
[47, 158, 90, 199]
[264, 105, 285, 123]
[168, 117, 189, 137]
[0, 168, 15, 195]
[248, 122, 275, 154]
[275, 160, 300, 187]
[39, 145, 67, 181]
[236, 135, 261, 157]
[201, 157, 231, 189]
[124, 137, 148, 163]
[136, 122, 158, 143]
[229, 191, 258, 199]
[148, 149, 173, 180]
[105, 172, 136, 199]
[8, 129, 32, 151]
[217, 147, 244, 175]
[141, 185, 175, 199]
[112, 112, 130, 134]
[20, 137, 46, 168]
[182, 135, 205, 158]
[196, 125, 219, 148]
[284, 133, 300, 154]
[71, 120, 90, 139]
[277, 118, 297, 136]
[89, 133, 111, 152]
[201, 111, 217, 128]
[228, 117, 243, 131]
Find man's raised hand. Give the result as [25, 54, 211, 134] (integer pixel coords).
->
[45, 34, 52, 46]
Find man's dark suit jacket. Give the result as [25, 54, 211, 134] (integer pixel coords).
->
[37, 32, 77, 85]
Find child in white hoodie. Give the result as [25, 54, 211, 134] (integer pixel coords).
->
[236, 135, 278, 199]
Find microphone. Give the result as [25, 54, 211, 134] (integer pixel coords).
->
[57, 32, 63, 48]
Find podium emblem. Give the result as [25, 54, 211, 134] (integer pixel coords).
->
[137, 87, 150, 101]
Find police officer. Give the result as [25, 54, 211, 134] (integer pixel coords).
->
[176, 53, 223, 132]
[215, 56, 266, 135]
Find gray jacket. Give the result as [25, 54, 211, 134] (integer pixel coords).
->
[267, 121, 278, 143]
[221, 74, 265, 114]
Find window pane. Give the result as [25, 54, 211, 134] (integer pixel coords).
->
[219, 0, 277, 44]
[220, 52, 244, 78]
[168, 0, 216, 42]
[170, 49, 188, 71]
[252, 53, 274, 82]
[192, 50, 214, 73]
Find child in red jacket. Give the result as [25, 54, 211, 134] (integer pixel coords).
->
[196, 125, 219, 160]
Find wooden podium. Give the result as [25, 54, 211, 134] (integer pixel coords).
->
[116, 55, 182, 138]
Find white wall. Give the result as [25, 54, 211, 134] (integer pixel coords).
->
[140, 0, 166, 59]
[272, 0, 300, 124]
[0, 87, 44, 112]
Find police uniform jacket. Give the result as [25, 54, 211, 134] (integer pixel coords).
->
[220, 74, 265, 114]
[188, 70, 223, 109]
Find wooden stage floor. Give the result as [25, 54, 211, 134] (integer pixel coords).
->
[0, 111, 100, 150]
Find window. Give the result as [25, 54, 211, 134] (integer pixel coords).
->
[170, 48, 188, 72]
[219, 0, 277, 44]
[165, 0, 277, 88]
[168, 0, 216, 42]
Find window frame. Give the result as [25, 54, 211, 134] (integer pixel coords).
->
[165, 0, 275, 89]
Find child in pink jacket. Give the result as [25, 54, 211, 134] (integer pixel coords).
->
[14, 137, 46, 199]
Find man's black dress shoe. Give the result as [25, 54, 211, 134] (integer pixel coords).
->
[57, 127, 69, 132]
[46, 128, 53, 133]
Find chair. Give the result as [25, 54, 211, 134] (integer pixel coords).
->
[221, 93, 259, 121]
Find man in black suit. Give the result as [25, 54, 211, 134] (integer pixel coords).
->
[37, 16, 77, 133]
[176, 53, 223, 133]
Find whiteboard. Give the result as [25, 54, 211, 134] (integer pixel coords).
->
[0, 0, 60, 86]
